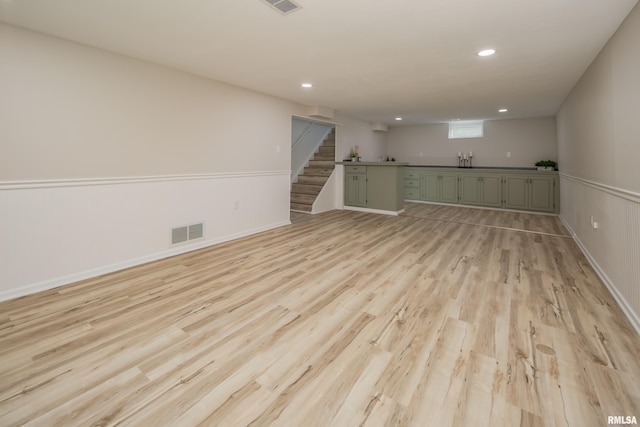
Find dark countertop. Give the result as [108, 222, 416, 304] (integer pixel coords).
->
[336, 161, 408, 166]
[407, 165, 542, 171]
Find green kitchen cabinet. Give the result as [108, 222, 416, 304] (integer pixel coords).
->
[405, 167, 559, 214]
[460, 174, 502, 208]
[343, 163, 405, 213]
[503, 174, 555, 213]
[405, 169, 458, 204]
[344, 165, 367, 207]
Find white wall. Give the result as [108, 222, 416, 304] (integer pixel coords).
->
[0, 23, 307, 300]
[0, 23, 296, 179]
[557, 2, 640, 333]
[387, 117, 557, 168]
[332, 112, 389, 208]
[336, 113, 388, 162]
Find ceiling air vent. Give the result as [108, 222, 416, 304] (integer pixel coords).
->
[263, 0, 302, 15]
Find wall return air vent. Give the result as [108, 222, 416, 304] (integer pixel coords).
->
[262, 0, 302, 15]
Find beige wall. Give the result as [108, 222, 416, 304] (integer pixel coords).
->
[0, 23, 303, 180]
[557, 3, 640, 193]
[335, 113, 388, 162]
[557, 2, 640, 333]
[387, 117, 557, 168]
[0, 23, 385, 299]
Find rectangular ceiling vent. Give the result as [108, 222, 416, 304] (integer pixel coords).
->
[263, 0, 302, 15]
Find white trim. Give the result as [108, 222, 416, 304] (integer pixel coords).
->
[559, 172, 640, 203]
[343, 206, 404, 216]
[0, 219, 291, 302]
[559, 216, 640, 336]
[291, 114, 342, 127]
[0, 170, 291, 191]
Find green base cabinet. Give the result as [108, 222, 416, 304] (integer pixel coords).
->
[405, 167, 558, 214]
[406, 172, 458, 204]
[344, 163, 405, 212]
[503, 176, 528, 210]
[345, 172, 367, 207]
[460, 175, 502, 208]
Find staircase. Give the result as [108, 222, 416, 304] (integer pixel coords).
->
[290, 128, 335, 212]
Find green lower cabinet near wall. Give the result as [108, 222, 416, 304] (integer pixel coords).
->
[421, 173, 459, 204]
[528, 176, 555, 212]
[345, 174, 367, 207]
[404, 167, 558, 213]
[344, 166, 367, 207]
[459, 174, 502, 208]
[343, 163, 406, 212]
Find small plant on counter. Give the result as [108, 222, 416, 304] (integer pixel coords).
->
[349, 149, 359, 158]
[535, 160, 557, 170]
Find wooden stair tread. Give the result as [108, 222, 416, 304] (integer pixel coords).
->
[290, 203, 312, 212]
[291, 184, 323, 195]
[291, 193, 317, 204]
[303, 168, 333, 177]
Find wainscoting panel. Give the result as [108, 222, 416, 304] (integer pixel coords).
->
[560, 174, 640, 334]
[0, 171, 291, 301]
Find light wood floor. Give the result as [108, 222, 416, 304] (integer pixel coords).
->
[1, 203, 639, 426]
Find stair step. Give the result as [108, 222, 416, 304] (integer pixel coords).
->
[291, 184, 322, 195]
[290, 203, 312, 212]
[297, 175, 328, 185]
[318, 145, 335, 154]
[308, 160, 335, 168]
[291, 193, 316, 204]
[313, 155, 335, 161]
[303, 167, 333, 177]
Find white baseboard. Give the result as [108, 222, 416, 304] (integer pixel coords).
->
[0, 220, 291, 302]
[560, 216, 640, 336]
[343, 206, 403, 216]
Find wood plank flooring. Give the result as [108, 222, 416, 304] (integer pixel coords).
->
[1, 203, 639, 426]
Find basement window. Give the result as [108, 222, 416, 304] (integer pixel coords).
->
[448, 120, 484, 139]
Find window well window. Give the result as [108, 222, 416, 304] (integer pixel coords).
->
[448, 120, 484, 139]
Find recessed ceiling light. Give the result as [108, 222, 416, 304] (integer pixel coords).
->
[301, 83, 313, 88]
[395, 117, 403, 121]
[478, 49, 496, 57]
[499, 108, 508, 113]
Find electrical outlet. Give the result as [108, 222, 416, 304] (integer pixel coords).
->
[234, 200, 240, 209]
[593, 221, 599, 229]
[276, 145, 281, 153]
[506, 152, 511, 158]
[419, 152, 424, 157]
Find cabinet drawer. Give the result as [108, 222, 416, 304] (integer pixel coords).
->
[405, 188, 420, 199]
[404, 179, 420, 188]
[406, 171, 421, 179]
[345, 165, 366, 173]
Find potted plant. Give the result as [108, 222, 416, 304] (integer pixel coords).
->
[349, 149, 359, 162]
[535, 160, 557, 171]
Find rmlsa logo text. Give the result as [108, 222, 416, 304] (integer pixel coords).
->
[608, 416, 638, 425]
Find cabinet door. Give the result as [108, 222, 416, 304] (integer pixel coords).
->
[345, 174, 367, 207]
[460, 175, 481, 205]
[421, 174, 439, 202]
[440, 174, 459, 204]
[405, 187, 420, 200]
[481, 175, 502, 208]
[504, 176, 528, 210]
[529, 176, 554, 212]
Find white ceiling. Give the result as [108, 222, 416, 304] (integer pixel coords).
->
[1, 0, 638, 125]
